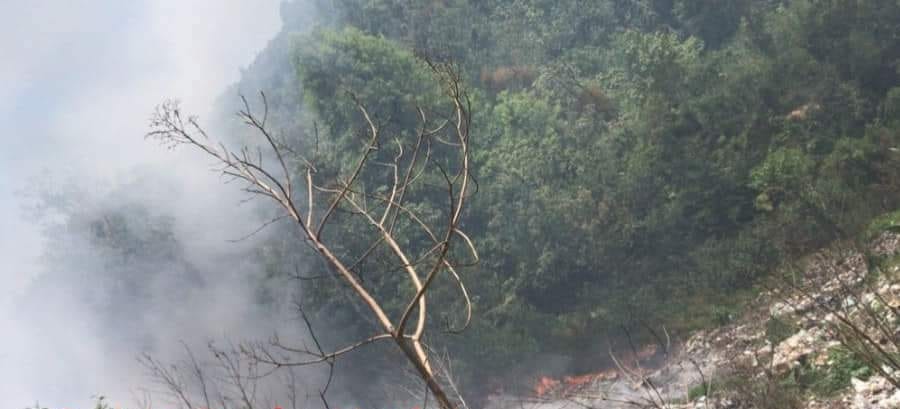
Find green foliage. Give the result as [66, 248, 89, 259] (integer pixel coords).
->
[688, 382, 712, 400]
[819, 348, 873, 394]
[883, 87, 900, 124]
[792, 348, 873, 396]
[294, 26, 443, 140]
[608, 30, 703, 104]
[866, 209, 900, 238]
[711, 305, 736, 326]
[691, 228, 779, 290]
[750, 147, 815, 199]
[230, 0, 900, 401]
[717, 372, 804, 409]
[672, 0, 757, 47]
[765, 316, 797, 345]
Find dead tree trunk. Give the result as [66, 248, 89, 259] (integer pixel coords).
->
[148, 60, 474, 409]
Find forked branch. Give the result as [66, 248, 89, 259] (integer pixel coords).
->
[147, 60, 475, 409]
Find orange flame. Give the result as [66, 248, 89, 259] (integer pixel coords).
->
[534, 376, 561, 397]
[532, 343, 665, 398]
[534, 369, 624, 398]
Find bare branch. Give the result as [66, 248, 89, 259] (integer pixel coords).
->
[147, 58, 474, 409]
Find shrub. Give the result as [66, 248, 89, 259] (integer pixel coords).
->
[765, 316, 797, 345]
[809, 348, 872, 396]
[718, 372, 804, 409]
[712, 304, 737, 326]
[688, 382, 712, 400]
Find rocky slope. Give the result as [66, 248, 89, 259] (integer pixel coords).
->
[485, 233, 900, 409]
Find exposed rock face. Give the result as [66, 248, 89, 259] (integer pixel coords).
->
[772, 328, 824, 374]
[877, 284, 900, 309]
[486, 234, 900, 409]
[871, 232, 900, 257]
[850, 375, 900, 409]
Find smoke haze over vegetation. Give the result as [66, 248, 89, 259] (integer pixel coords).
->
[6, 0, 900, 408]
[0, 1, 283, 407]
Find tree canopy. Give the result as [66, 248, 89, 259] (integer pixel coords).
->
[205, 0, 900, 403]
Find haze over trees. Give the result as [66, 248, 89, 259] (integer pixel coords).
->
[187, 0, 900, 403]
[21, 0, 900, 407]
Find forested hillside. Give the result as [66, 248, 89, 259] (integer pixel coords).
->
[191, 0, 900, 404]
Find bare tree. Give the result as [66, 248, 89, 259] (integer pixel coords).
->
[147, 60, 475, 409]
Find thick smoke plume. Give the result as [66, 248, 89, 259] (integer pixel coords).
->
[0, 1, 330, 407]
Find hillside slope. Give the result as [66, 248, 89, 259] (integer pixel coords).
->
[484, 232, 900, 409]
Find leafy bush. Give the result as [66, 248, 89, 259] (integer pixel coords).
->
[688, 382, 712, 400]
[813, 348, 873, 395]
[785, 348, 873, 397]
[718, 372, 804, 409]
[866, 209, 900, 239]
[765, 316, 798, 345]
[711, 305, 737, 326]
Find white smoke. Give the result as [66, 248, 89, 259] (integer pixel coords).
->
[0, 1, 316, 407]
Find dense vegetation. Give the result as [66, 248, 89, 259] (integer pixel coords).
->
[210, 0, 900, 401]
[218, 0, 900, 400]
[33, 0, 900, 405]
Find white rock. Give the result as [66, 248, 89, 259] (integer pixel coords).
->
[770, 302, 795, 318]
[850, 375, 900, 409]
[772, 329, 821, 373]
